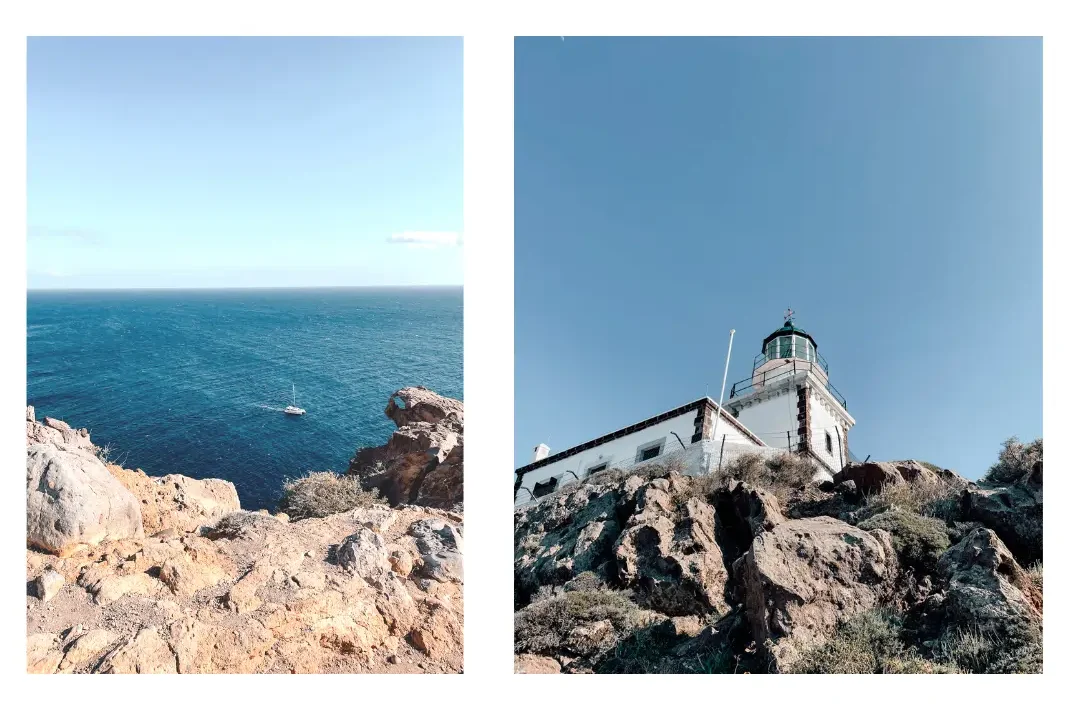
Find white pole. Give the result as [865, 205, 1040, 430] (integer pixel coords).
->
[714, 329, 735, 439]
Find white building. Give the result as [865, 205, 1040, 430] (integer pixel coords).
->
[514, 316, 856, 506]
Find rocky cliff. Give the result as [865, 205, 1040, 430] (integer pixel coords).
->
[513, 450, 1042, 674]
[26, 389, 464, 674]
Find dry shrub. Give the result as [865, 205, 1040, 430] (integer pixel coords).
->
[864, 468, 967, 520]
[632, 455, 688, 481]
[710, 452, 818, 510]
[931, 621, 1042, 674]
[279, 470, 384, 519]
[985, 437, 1042, 485]
[792, 610, 958, 674]
[1028, 561, 1043, 593]
[514, 589, 645, 659]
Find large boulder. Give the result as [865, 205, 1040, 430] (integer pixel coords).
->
[384, 387, 463, 430]
[27, 443, 144, 555]
[735, 516, 899, 672]
[959, 461, 1042, 565]
[410, 518, 464, 584]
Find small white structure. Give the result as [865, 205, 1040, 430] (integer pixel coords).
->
[514, 314, 856, 506]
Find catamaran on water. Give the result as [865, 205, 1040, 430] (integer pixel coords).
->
[284, 384, 306, 416]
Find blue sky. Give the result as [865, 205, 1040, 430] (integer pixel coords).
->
[515, 37, 1042, 480]
[28, 36, 462, 289]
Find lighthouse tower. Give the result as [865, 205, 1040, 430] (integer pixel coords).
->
[722, 312, 855, 474]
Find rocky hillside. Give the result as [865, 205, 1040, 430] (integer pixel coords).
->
[513, 447, 1042, 674]
[26, 388, 464, 674]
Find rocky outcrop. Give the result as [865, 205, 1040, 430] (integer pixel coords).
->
[514, 451, 1041, 674]
[959, 461, 1042, 565]
[347, 387, 464, 509]
[25, 408, 464, 674]
[734, 517, 899, 672]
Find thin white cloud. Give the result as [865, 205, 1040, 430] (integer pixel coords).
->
[28, 225, 102, 244]
[387, 231, 462, 248]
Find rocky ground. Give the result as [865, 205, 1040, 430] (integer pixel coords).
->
[513, 448, 1043, 674]
[26, 388, 464, 674]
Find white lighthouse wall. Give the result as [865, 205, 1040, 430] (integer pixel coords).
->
[808, 389, 849, 475]
[725, 386, 800, 451]
[516, 411, 700, 505]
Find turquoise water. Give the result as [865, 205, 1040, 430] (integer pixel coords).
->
[27, 287, 463, 510]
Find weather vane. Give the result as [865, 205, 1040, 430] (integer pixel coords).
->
[784, 308, 795, 323]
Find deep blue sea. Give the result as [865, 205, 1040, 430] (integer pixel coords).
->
[27, 287, 463, 511]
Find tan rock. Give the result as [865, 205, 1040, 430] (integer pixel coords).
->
[27, 633, 63, 674]
[515, 653, 562, 673]
[31, 569, 65, 602]
[99, 627, 177, 674]
[89, 572, 163, 605]
[59, 628, 118, 672]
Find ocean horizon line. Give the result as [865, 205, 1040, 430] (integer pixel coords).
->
[27, 284, 464, 293]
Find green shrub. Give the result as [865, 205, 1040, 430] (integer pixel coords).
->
[514, 589, 644, 659]
[858, 508, 951, 574]
[792, 610, 958, 674]
[984, 437, 1042, 485]
[278, 470, 384, 519]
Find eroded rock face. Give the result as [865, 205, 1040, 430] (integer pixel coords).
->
[347, 387, 464, 509]
[27, 443, 144, 556]
[959, 462, 1042, 565]
[614, 478, 729, 616]
[735, 516, 899, 672]
[109, 467, 241, 535]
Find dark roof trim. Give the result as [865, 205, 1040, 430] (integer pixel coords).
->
[516, 397, 718, 476]
[761, 323, 818, 353]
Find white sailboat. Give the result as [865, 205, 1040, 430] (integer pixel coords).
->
[284, 384, 306, 416]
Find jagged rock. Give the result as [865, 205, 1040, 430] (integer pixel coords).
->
[614, 476, 729, 616]
[31, 568, 65, 602]
[714, 481, 784, 551]
[515, 653, 562, 673]
[26, 408, 96, 454]
[415, 441, 464, 508]
[410, 519, 464, 584]
[735, 516, 899, 672]
[935, 527, 1041, 637]
[347, 387, 464, 508]
[27, 443, 144, 555]
[839, 461, 906, 494]
[959, 462, 1042, 565]
[336, 528, 392, 581]
[384, 387, 464, 430]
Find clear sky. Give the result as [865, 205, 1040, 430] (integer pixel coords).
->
[28, 36, 463, 289]
[514, 37, 1042, 480]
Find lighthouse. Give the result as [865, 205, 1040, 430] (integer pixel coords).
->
[722, 311, 854, 474]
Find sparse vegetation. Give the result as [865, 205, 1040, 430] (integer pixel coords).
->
[863, 467, 967, 520]
[514, 589, 645, 659]
[278, 470, 384, 520]
[984, 437, 1042, 485]
[931, 620, 1043, 674]
[705, 452, 819, 509]
[792, 610, 958, 674]
[858, 508, 951, 574]
[1028, 561, 1043, 593]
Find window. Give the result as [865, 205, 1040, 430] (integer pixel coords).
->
[586, 462, 609, 477]
[533, 477, 558, 498]
[636, 440, 664, 463]
[778, 335, 793, 358]
[825, 432, 834, 455]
